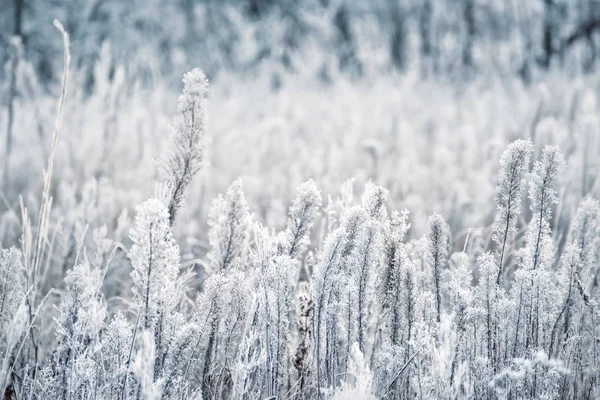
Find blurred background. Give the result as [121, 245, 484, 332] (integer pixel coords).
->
[4, 0, 600, 85]
[1, 0, 600, 270]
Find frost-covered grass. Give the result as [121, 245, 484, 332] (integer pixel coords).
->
[1, 31, 600, 399]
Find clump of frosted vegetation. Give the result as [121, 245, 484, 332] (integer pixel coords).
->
[3, 24, 600, 400]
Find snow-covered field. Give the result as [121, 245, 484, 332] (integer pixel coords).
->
[2, 14, 600, 400]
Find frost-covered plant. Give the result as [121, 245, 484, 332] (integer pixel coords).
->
[547, 197, 600, 397]
[380, 211, 411, 347]
[336, 206, 370, 377]
[160, 320, 198, 398]
[159, 68, 209, 225]
[99, 312, 132, 398]
[426, 213, 450, 324]
[509, 145, 566, 397]
[312, 227, 346, 393]
[492, 139, 534, 284]
[475, 253, 500, 374]
[53, 262, 106, 399]
[196, 272, 231, 399]
[129, 198, 180, 330]
[205, 178, 250, 275]
[126, 196, 203, 400]
[201, 269, 252, 399]
[261, 242, 298, 398]
[362, 182, 388, 222]
[347, 219, 382, 353]
[550, 198, 600, 353]
[525, 145, 565, 272]
[444, 251, 473, 392]
[567, 196, 600, 285]
[279, 179, 322, 260]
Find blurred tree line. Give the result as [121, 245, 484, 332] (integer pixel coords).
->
[2, 0, 600, 88]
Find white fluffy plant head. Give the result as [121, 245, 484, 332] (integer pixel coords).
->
[426, 214, 450, 266]
[330, 343, 376, 400]
[492, 139, 534, 280]
[279, 179, 322, 259]
[525, 145, 566, 270]
[477, 252, 500, 298]
[159, 68, 210, 226]
[493, 139, 534, 241]
[362, 182, 388, 222]
[528, 145, 565, 221]
[312, 227, 346, 317]
[206, 178, 251, 276]
[129, 198, 181, 328]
